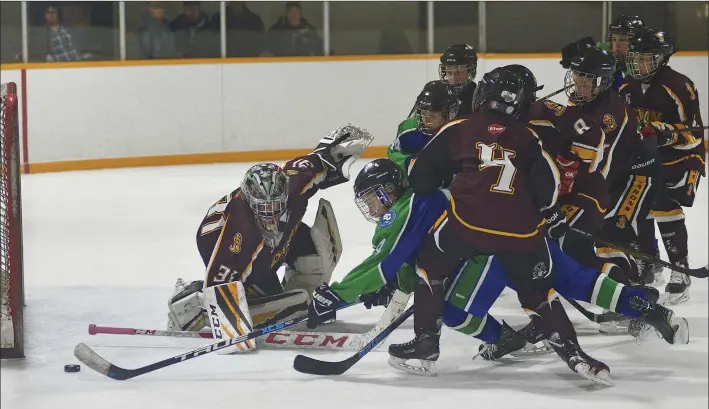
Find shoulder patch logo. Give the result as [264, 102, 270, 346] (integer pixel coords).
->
[229, 233, 242, 254]
[543, 100, 566, 116]
[488, 124, 506, 134]
[378, 209, 398, 228]
[602, 114, 617, 133]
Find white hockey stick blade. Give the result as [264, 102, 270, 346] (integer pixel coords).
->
[74, 342, 112, 376]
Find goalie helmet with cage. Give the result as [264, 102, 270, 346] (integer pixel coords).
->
[439, 44, 478, 94]
[607, 15, 645, 69]
[472, 67, 529, 119]
[564, 47, 616, 104]
[626, 27, 674, 82]
[353, 159, 404, 223]
[241, 163, 289, 232]
[415, 81, 459, 136]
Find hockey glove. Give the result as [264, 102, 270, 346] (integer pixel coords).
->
[360, 281, 397, 310]
[307, 283, 343, 329]
[312, 124, 374, 190]
[555, 153, 581, 197]
[543, 205, 569, 241]
[640, 122, 681, 147]
[560, 37, 596, 69]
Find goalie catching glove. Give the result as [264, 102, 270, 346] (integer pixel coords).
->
[312, 124, 374, 190]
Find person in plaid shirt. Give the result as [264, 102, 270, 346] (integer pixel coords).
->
[44, 5, 84, 62]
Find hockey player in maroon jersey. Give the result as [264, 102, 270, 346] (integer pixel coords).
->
[164, 125, 373, 342]
[620, 27, 705, 304]
[390, 67, 611, 382]
[438, 44, 478, 116]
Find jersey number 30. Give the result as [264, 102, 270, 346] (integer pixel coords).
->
[477, 142, 517, 194]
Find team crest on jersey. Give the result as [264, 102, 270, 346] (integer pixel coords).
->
[686, 83, 696, 100]
[544, 100, 566, 116]
[602, 114, 617, 133]
[378, 209, 397, 228]
[616, 215, 628, 229]
[229, 233, 242, 254]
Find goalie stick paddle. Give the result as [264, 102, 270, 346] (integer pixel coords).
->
[292, 305, 414, 376]
[569, 227, 708, 279]
[74, 300, 358, 381]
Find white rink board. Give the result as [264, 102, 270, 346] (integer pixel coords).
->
[1, 161, 707, 409]
[0, 55, 707, 164]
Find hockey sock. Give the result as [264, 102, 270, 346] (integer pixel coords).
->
[657, 218, 689, 264]
[527, 295, 576, 342]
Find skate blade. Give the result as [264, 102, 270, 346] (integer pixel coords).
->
[671, 317, 690, 345]
[574, 363, 613, 386]
[388, 356, 437, 377]
[598, 321, 631, 335]
[510, 341, 554, 357]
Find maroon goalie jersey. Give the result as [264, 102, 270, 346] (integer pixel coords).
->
[196, 154, 327, 297]
[619, 66, 705, 175]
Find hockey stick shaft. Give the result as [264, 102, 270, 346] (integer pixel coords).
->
[569, 227, 708, 278]
[292, 305, 414, 376]
[74, 300, 358, 381]
[89, 323, 214, 339]
[537, 84, 572, 101]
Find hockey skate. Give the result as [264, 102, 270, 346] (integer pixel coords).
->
[501, 320, 553, 357]
[548, 333, 612, 386]
[388, 331, 440, 376]
[643, 247, 665, 286]
[664, 259, 691, 305]
[630, 296, 689, 345]
[475, 321, 529, 360]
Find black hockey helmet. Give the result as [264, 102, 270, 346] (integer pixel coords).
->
[564, 47, 616, 104]
[607, 15, 645, 68]
[353, 159, 404, 223]
[472, 67, 528, 119]
[439, 44, 478, 93]
[626, 27, 674, 81]
[503, 64, 544, 99]
[415, 80, 460, 136]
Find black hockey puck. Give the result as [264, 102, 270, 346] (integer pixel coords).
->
[64, 364, 80, 373]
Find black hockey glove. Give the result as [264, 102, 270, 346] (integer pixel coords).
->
[560, 37, 596, 69]
[360, 281, 397, 309]
[307, 283, 343, 329]
[542, 205, 569, 241]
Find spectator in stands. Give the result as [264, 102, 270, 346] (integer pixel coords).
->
[170, 1, 219, 58]
[262, 2, 322, 57]
[43, 4, 87, 62]
[137, 2, 180, 59]
[215, 1, 265, 57]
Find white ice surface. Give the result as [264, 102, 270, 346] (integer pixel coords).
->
[1, 160, 707, 409]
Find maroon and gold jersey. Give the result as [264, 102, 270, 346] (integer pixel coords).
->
[619, 66, 705, 174]
[196, 154, 327, 296]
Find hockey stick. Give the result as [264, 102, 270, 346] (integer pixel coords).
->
[568, 227, 708, 278]
[536, 84, 573, 101]
[74, 300, 358, 381]
[86, 291, 412, 352]
[292, 305, 414, 376]
[565, 299, 625, 324]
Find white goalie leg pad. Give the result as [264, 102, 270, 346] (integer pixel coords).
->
[283, 198, 343, 296]
[248, 289, 310, 327]
[167, 278, 208, 332]
[203, 281, 257, 354]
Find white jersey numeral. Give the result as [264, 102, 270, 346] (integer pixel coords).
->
[200, 196, 229, 236]
[477, 142, 517, 194]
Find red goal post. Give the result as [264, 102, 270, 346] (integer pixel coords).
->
[1, 82, 24, 359]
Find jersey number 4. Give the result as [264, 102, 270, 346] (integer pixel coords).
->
[477, 142, 517, 194]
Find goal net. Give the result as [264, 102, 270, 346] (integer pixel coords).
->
[1, 82, 24, 359]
